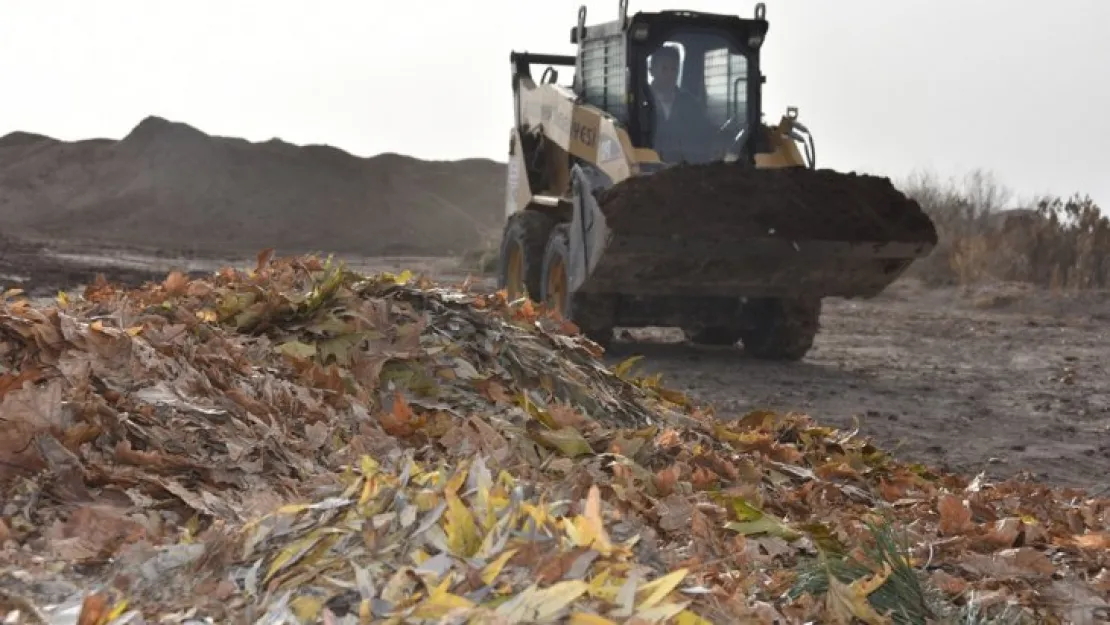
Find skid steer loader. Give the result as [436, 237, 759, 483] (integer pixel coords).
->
[497, 1, 938, 360]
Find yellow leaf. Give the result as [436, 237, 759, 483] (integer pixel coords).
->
[481, 549, 517, 586]
[528, 581, 590, 621]
[586, 570, 620, 602]
[612, 355, 643, 379]
[723, 499, 802, 541]
[276, 340, 317, 360]
[445, 461, 469, 496]
[853, 562, 893, 597]
[522, 503, 548, 528]
[533, 426, 594, 457]
[124, 326, 143, 337]
[569, 613, 618, 625]
[358, 476, 374, 505]
[104, 599, 130, 622]
[265, 531, 324, 583]
[410, 584, 474, 620]
[658, 388, 689, 406]
[275, 503, 312, 516]
[825, 564, 894, 625]
[360, 455, 381, 475]
[634, 602, 688, 623]
[443, 490, 481, 557]
[290, 596, 324, 622]
[636, 568, 688, 610]
[565, 515, 598, 549]
[414, 489, 440, 511]
[518, 393, 559, 429]
[383, 269, 414, 285]
[56, 291, 69, 306]
[675, 610, 715, 625]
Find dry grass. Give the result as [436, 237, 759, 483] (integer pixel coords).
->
[458, 236, 500, 274]
[899, 169, 1110, 290]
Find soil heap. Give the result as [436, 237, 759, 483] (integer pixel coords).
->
[0, 256, 1107, 623]
[0, 117, 506, 256]
[598, 163, 939, 245]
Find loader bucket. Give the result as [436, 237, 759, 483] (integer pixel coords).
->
[565, 162, 938, 300]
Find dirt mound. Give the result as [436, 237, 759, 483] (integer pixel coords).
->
[598, 163, 938, 244]
[0, 116, 506, 256]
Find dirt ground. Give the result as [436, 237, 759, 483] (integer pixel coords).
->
[6, 245, 1109, 493]
[613, 281, 1110, 493]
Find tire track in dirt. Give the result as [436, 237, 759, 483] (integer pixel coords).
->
[605, 284, 1110, 491]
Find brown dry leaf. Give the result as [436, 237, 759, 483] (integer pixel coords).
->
[877, 478, 908, 503]
[380, 390, 417, 436]
[691, 466, 719, 491]
[162, 271, 190, 296]
[930, 569, 969, 596]
[76, 592, 111, 625]
[978, 517, 1024, 549]
[1073, 532, 1110, 550]
[1092, 569, 1110, 592]
[0, 365, 45, 400]
[690, 508, 714, 540]
[549, 402, 589, 428]
[815, 462, 863, 482]
[937, 493, 974, 535]
[655, 428, 682, 449]
[256, 247, 276, 273]
[767, 444, 805, 465]
[657, 494, 694, 533]
[653, 465, 680, 497]
[114, 440, 167, 468]
[482, 380, 512, 404]
[51, 504, 147, 563]
[960, 547, 1056, 579]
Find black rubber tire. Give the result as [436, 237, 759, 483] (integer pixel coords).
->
[497, 210, 557, 301]
[739, 297, 822, 361]
[541, 225, 613, 348]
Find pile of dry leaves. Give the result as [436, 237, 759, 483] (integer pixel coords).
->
[1, 253, 1107, 624]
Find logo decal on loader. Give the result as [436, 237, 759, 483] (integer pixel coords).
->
[570, 120, 597, 147]
[598, 136, 621, 163]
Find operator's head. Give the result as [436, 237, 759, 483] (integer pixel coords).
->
[650, 44, 680, 92]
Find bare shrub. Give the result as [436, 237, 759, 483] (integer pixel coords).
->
[899, 169, 1109, 289]
[459, 237, 500, 275]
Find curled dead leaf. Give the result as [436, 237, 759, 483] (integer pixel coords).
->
[937, 493, 975, 536]
[653, 465, 680, 496]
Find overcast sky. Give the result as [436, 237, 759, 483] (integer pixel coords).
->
[1, 0, 1107, 208]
